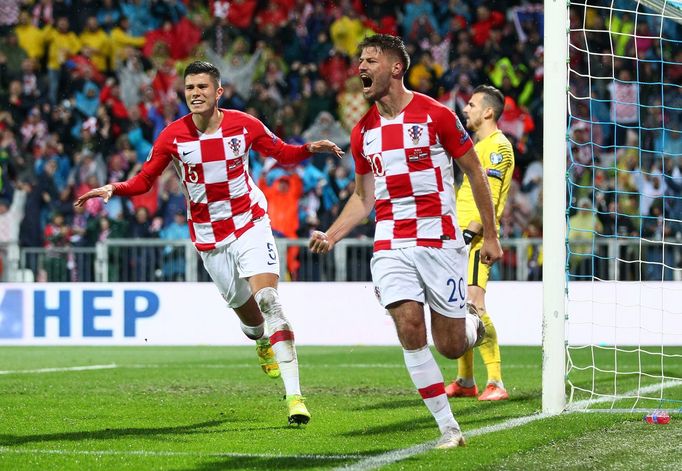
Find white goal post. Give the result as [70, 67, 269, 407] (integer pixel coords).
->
[542, 0, 569, 415]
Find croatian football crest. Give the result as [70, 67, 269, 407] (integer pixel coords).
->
[228, 137, 241, 155]
[407, 125, 423, 145]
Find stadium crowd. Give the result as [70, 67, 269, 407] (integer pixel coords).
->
[567, 2, 682, 280]
[0, 0, 677, 281]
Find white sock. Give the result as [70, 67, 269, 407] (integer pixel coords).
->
[403, 346, 459, 433]
[254, 287, 301, 396]
[240, 321, 265, 341]
[464, 313, 479, 350]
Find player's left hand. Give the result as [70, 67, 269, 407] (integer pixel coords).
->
[480, 237, 503, 266]
[307, 140, 344, 158]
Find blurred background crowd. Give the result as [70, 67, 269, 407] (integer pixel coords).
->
[0, 0, 678, 281]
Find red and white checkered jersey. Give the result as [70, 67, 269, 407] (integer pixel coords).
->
[113, 109, 311, 251]
[351, 92, 473, 252]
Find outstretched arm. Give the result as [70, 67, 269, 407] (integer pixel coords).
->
[309, 172, 375, 254]
[455, 148, 503, 266]
[74, 138, 171, 207]
[249, 114, 343, 165]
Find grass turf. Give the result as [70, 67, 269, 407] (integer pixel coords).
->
[0, 346, 680, 470]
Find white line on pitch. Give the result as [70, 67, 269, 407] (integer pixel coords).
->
[567, 379, 682, 411]
[335, 413, 553, 471]
[0, 447, 363, 461]
[338, 379, 682, 471]
[0, 364, 117, 375]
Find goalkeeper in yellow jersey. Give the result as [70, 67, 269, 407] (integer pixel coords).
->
[445, 85, 514, 401]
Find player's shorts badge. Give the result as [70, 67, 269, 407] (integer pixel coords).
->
[408, 125, 423, 145]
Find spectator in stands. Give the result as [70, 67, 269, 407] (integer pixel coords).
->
[302, 79, 336, 128]
[259, 173, 304, 280]
[126, 205, 160, 280]
[1, 32, 28, 79]
[157, 170, 186, 227]
[97, 0, 122, 33]
[159, 210, 190, 280]
[109, 16, 146, 71]
[337, 76, 369, 133]
[302, 111, 350, 172]
[608, 68, 639, 148]
[568, 197, 604, 277]
[80, 16, 111, 73]
[43, 210, 73, 281]
[0, 183, 27, 244]
[407, 51, 443, 96]
[45, 16, 82, 105]
[329, 5, 373, 57]
[14, 10, 46, 62]
[6, 0, 672, 285]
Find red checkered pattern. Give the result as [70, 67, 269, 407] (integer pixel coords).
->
[351, 93, 473, 252]
[114, 110, 310, 251]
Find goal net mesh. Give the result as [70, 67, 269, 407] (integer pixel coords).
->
[565, 0, 682, 411]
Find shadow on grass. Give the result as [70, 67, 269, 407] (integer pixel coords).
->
[351, 388, 541, 414]
[341, 415, 435, 437]
[349, 398, 421, 411]
[0, 419, 232, 446]
[191, 452, 381, 471]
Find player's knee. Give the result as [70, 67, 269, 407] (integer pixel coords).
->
[254, 287, 279, 313]
[435, 339, 467, 360]
[254, 287, 291, 329]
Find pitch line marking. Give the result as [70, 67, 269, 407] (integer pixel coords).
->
[567, 379, 682, 411]
[338, 379, 682, 470]
[335, 413, 553, 471]
[0, 447, 364, 461]
[0, 364, 117, 375]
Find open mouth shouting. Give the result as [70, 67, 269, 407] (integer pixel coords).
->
[360, 73, 373, 94]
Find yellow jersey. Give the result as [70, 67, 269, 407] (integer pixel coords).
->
[456, 129, 514, 230]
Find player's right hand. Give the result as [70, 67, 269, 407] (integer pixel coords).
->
[74, 184, 114, 208]
[309, 230, 335, 254]
[480, 237, 503, 266]
[306, 140, 344, 158]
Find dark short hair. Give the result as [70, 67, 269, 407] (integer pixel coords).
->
[184, 61, 221, 87]
[357, 34, 410, 74]
[473, 85, 505, 121]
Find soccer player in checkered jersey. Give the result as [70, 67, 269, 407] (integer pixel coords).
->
[75, 61, 343, 425]
[309, 35, 503, 448]
[444, 85, 514, 402]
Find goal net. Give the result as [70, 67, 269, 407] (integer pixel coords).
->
[563, 0, 682, 412]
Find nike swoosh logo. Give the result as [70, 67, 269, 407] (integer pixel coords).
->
[182, 150, 196, 157]
[364, 137, 376, 147]
[267, 261, 277, 265]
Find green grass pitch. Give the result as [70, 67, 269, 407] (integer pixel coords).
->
[0, 346, 680, 470]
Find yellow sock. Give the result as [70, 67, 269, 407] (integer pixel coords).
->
[456, 348, 474, 383]
[478, 311, 502, 384]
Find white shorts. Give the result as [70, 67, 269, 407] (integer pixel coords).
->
[370, 246, 469, 318]
[200, 217, 280, 308]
